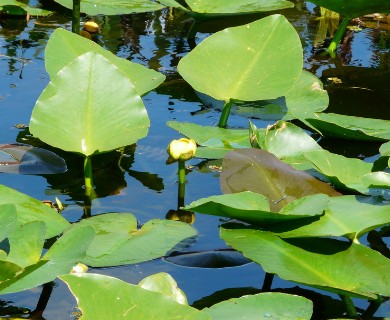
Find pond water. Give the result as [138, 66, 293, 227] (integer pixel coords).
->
[0, 1, 390, 319]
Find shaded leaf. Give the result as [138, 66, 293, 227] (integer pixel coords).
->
[221, 226, 390, 299]
[0, 144, 66, 174]
[203, 292, 313, 320]
[67, 213, 197, 267]
[178, 15, 303, 101]
[30, 52, 149, 156]
[220, 149, 340, 212]
[45, 28, 164, 95]
[60, 273, 209, 320]
[0, 184, 69, 239]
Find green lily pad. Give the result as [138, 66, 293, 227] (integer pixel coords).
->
[0, 0, 51, 15]
[0, 204, 17, 243]
[178, 15, 303, 102]
[45, 28, 165, 96]
[67, 213, 197, 267]
[52, 0, 165, 15]
[60, 273, 209, 320]
[0, 184, 69, 239]
[30, 52, 150, 157]
[221, 226, 390, 299]
[203, 292, 313, 320]
[220, 149, 340, 212]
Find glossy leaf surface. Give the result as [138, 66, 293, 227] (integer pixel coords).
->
[0, 144, 66, 174]
[203, 292, 313, 320]
[0, 0, 51, 15]
[60, 273, 209, 320]
[0, 185, 69, 239]
[220, 149, 340, 211]
[31, 52, 149, 156]
[45, 28, 164, 95]
[178, 15, 303, 101]
[221, 226, 390, 299]
[67, 213, 197, 267]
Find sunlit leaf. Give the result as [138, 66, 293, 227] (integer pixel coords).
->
[0, 185, 69, 239]
[203, 292, 313, 320]
[60, 273, 209, 320]
[66, 213, 197, 267]
[0, 144, 66, 174]
[178, 15, 303, 101]
[0, 204, 17, 243]
[0, 0, 51, 15]
[220, 149, 340, 212]
[30, 52, 149, 156]
[45, 28, 165, 95]
[221, 226, 390, 299]
[138, 272, 188, 305]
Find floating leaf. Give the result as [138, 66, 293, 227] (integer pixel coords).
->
[138, 272, 188, 305]
[0, 204, 17, 243]
[0, 185, 69, 239]
[0, 144, 66, 174]
[67, 213, 197, 267]
[178, 15, 303, 102]
[221, 226, 390, 299]
[270, 195, 390, 240]
[203, 292, 313, 320]
[60, 273, 209, 320]
[220, 149, 340, 212]
[184, 192, 325, 224]
[45, 28, 164, 95]
[30, 52, 150, 157]
[52, 0, 164, 15]
[0, 0, 52, 15]
[306, 113, 390, 141]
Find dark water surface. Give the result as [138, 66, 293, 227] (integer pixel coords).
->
[0, 1, 390, 318]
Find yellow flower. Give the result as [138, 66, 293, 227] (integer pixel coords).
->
[167, 138, 197, 162]
[84, 21, 99, 33]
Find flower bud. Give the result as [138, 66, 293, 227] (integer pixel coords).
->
[167, 138, 197, 162]
[84, 21, 99, 33]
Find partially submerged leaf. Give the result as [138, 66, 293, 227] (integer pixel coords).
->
[203, 292, 313, 320]
[30, 52, 150, 156]
[220, 149, 340, 212]
[60, 273, 209, 320]
[221, 226, 390, 299]
[178, 15, 303, 101]
[0, 144, 67, 174]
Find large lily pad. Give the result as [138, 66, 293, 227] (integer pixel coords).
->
[220, 149, 340, 212]
[66, 213, 197, 267]
[178, 15, 303, 102]
[0, 185, 69, 239]
[184, 192, 326, 224]
[60, 273, 209, 320]
[269, 195, 390, 240]
[0, 204, 17, 243]
[221, 226, 390, 299]
[0, 0, 52, 15]
[306, 113, 390, 141]
[0, 144, 66, 174]
[45, 28, 165, 96]
[30, 52, 150, 157]
[52, 0, 165, 15]
[203, 292, 313, 320]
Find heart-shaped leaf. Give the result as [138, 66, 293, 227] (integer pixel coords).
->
[30, 51, 150, 156]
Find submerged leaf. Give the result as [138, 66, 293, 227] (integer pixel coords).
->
[220, 149, 340, 212]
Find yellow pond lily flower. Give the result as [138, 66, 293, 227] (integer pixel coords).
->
[167, 138, 197, 162]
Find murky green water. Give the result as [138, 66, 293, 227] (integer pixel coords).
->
[0, 2, 389, 318]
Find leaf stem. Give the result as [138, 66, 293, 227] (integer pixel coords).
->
[178, 160, 186, 208]
[328, 17, 351, 53]
[261, 272, 274, 291]
[84, 155, 94, 198]
[72, 0, 81, 34]
[340, 295, 358, 318]
[362, 296, 384, 320]
[218, 100, 233, 128]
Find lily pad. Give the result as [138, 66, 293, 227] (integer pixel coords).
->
[221, 226, 390, 299]
[30, 52, 150, 157]
[66, 213, 197, 267]
[45, 28, 165, 96]
[0, 0, 51, 15]
[0, 144, 66, 174]
[220, 149, 340, 212]
[0, 184, 69, 239]
[60, 273, 209, 320]
[178, 15, 303, 102]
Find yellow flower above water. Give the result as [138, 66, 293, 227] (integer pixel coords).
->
[167, 138, 197, 162]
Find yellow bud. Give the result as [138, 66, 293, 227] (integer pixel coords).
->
[84, 21, 99, 33]
[167, 138, 197, 162]
[71, 263, 88, 274]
